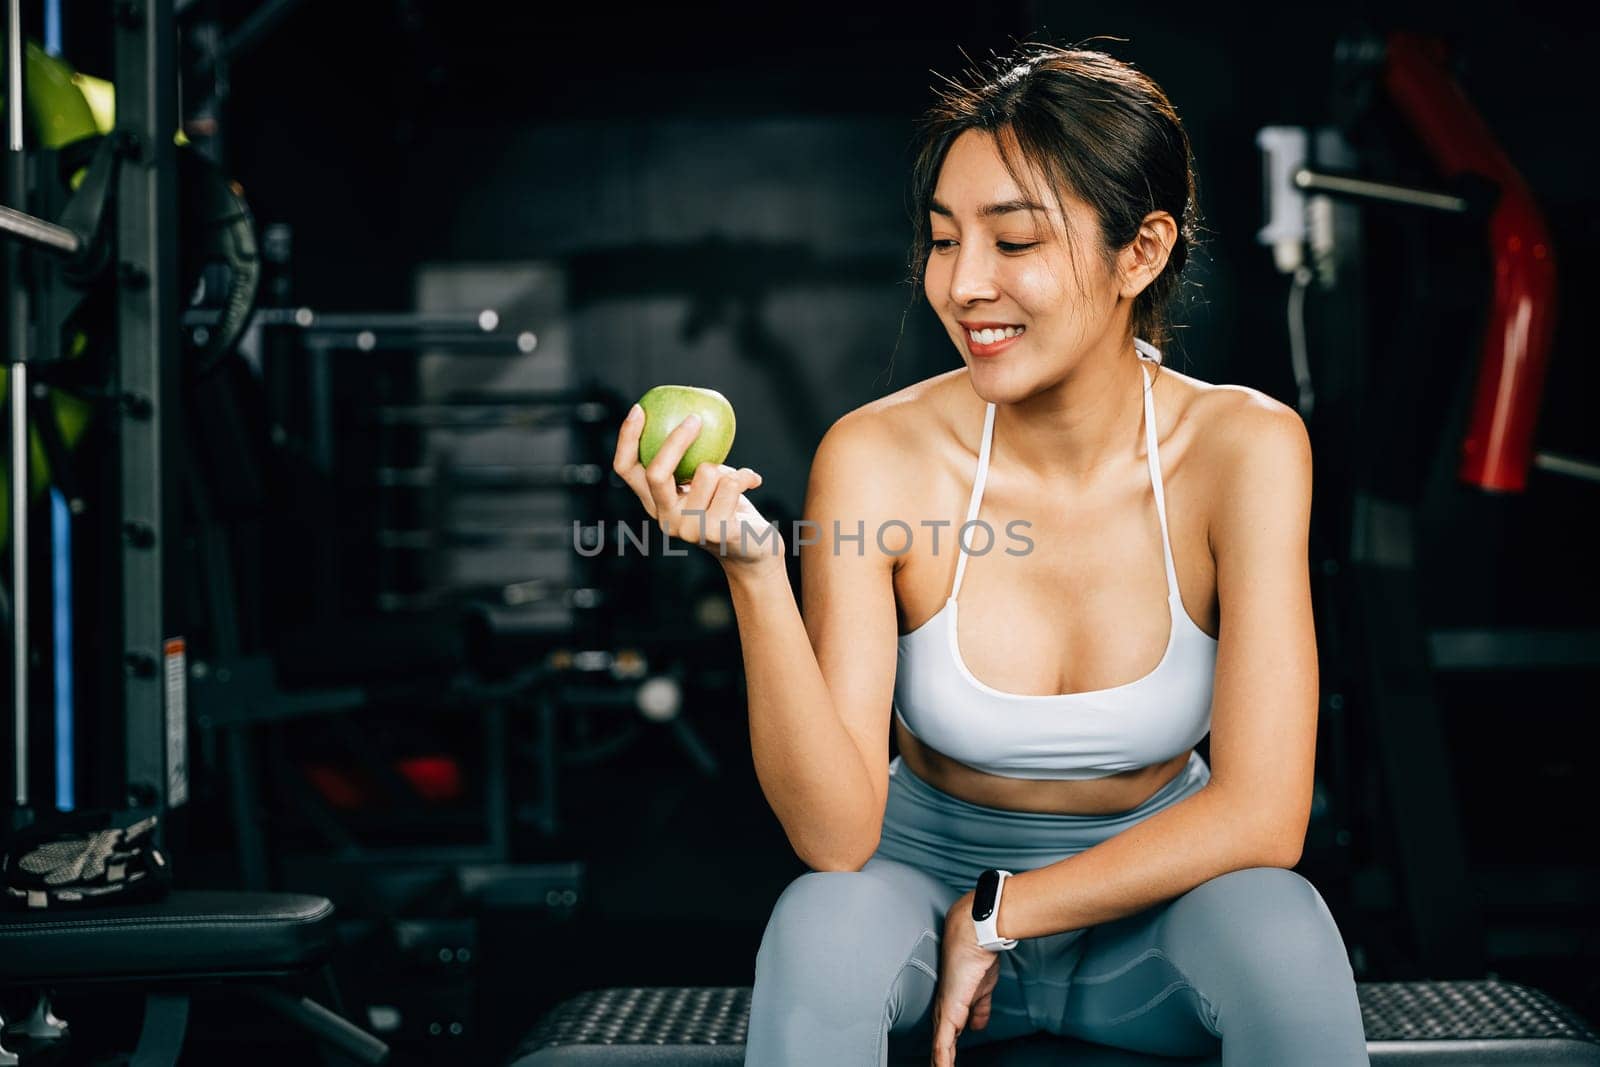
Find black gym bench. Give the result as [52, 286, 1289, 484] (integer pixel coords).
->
[0, 891, 388, 1064]
[508, 982, 1600, 1066]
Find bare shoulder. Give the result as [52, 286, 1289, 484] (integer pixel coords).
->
[1181, 376, 1311, 469]
[1173, 375, 1313, 553]
[835, 366, 968, 433]
[810, 368, 969, 491]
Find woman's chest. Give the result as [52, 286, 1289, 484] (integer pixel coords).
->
[893, 450, 1218, 696]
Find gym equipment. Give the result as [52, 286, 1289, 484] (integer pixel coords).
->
[1, 31, 119, 828]
[1256, 33, 1578, 494]
[0, 44, 123, 546]
[1, 809, 169, 908]
[2, 29, 265, 830]
[179, 144, 261, 376]
[505, 982, 1600, 1065]
[0, 49, 263, 543]
[0, 6, 386, 1064]
[0, 892, 387, 1065]
[1255, 28, 1600, 985]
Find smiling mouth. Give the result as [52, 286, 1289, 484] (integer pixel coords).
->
[965, 325, 1025, 344]
[963, 324, 1025, 359]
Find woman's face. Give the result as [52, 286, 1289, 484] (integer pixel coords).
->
[924, 129, 1123, 398]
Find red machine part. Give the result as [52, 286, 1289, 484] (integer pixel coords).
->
[302, 755, 465, 810]
[393, 755, 465, 803]
[1382, 32, 1558, 493]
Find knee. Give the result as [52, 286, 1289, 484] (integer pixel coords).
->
[1168, 868, 1355, 993]
[749, 869, 939, 1050]
[755, 870, 930, 986]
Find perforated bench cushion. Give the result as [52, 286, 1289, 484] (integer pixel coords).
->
[0, 891, 335, 982]
[508, 981, 1600, 1066]
[1361, 980, 1600, 1064]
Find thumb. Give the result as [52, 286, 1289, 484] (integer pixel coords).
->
[970, 991, 993, 1030]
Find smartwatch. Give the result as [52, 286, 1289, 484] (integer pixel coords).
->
[971, 868, 1018, 951]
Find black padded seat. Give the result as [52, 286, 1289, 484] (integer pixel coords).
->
[508, 981, 1600, 1066]
[0, 891, 334, 982]
[0, 890, 387, 1065]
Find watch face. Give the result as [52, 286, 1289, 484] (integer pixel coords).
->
[972, 869, 1002, 922]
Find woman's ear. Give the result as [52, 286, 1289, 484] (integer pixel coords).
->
[1118, 211, 1177, 301]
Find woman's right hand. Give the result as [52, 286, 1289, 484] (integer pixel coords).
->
[611, 403, 784, 566]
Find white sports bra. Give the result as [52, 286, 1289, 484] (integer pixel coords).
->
[892, 340, 1218, 780]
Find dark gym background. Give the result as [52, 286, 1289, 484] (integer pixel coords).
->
[7, 0, 1599, 1063]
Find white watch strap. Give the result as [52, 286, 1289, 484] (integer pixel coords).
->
[973, 870, 1018, 952]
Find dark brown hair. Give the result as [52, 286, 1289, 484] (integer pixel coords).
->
[907, 40, 1202, 356]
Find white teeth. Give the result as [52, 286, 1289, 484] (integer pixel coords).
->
[968, 326, 1024, 344]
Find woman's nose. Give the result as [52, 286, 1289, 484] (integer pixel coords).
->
[948, 247, 1000, 305]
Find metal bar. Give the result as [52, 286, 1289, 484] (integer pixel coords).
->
[376, 464, 605, 489]
[375, 526, 589, 551]
[1293, 168, 1470, 213]
[6, 0, 18, 152]
[219, 0, 305, 64]
[439, 393, 615, 421]
[484, 703, 509, 862]
[225, 727, 267, 889]
[128, 993, 190, 1067]
[116, 0, 182, 809]
[536, 690, 558, 837]
[1428, 628, 1600, 672]
[183, 307, 497, 331]
[307, 342, 337, 622]
[8, 363, 23, 806]
[242, 987, 387, 1065]
[51, 490, 72, 810]
[291, 309, 496, 332]
[196, 678, 367, 729]
[308, 345, 332, 471]
[372, 404, 582, 429]
[1534, 450, 1600, 484]
[1348, 496, 1484, 975]
[6, 0, 26, 809]
[0, 203, 82, 256]
[304, 331, 536, 354]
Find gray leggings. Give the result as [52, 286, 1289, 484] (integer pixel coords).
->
[746, 752, 1369, 1066]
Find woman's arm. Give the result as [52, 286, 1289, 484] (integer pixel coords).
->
[990, 393, 1319, 939]
[729, 410, 908, 872]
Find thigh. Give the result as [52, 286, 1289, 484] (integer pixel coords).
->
[1050, 892, 1225, 1059]
[858, 861, 1052, 1059]
[860, 856, 959, 1040]
[751, 855, 965, 1059]
[1055, 867, 1359, 1061]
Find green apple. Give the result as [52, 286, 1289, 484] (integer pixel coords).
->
[636, 385, 737, 483]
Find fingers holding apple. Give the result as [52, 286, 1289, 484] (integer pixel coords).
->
[636, 385, 736, 483]
[611, 386, 779, 563]
[641, 413, 713, 520]
[612, 404, 657, 516]
[677, 460, 760, 542]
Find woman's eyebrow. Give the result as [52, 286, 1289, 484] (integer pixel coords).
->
[929, 197, 1048, 219]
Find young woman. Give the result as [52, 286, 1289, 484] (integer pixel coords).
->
[612, 42, 1368, 1067]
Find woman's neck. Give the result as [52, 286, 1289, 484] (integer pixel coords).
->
[991, 342, 1149, 486]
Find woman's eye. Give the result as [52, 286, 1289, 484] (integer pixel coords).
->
[930, 239, 1035, 253]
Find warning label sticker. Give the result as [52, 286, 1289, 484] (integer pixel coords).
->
[164, 637, 189, 808]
